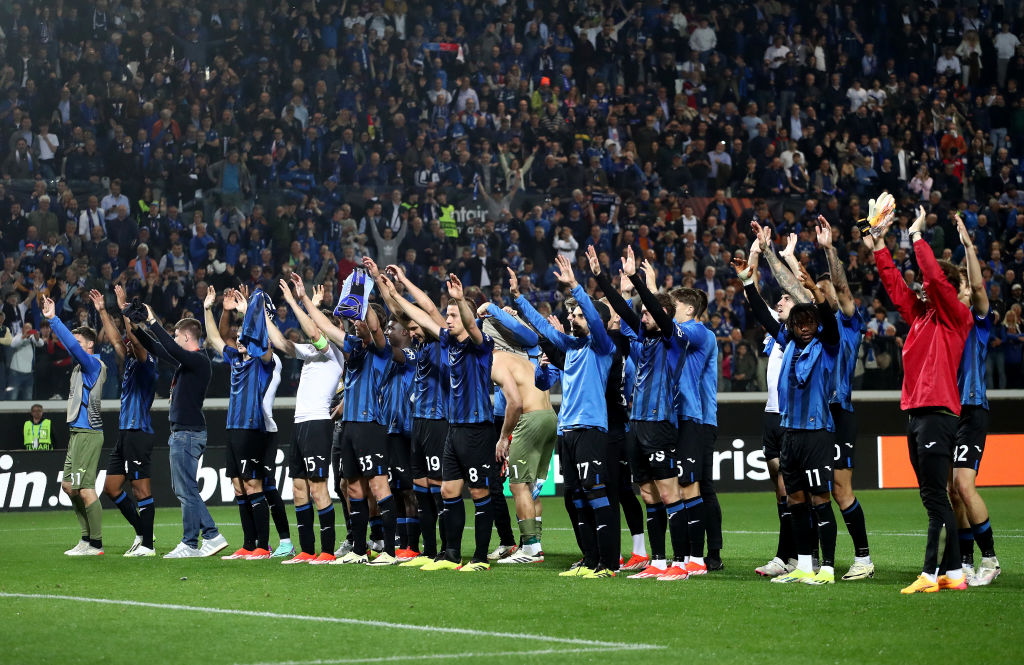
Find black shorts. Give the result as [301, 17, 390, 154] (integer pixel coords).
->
[623, 427, 643, 484]
[289, 419, 334, 480]
[762, 411, 785, 460]
[441, 422, 497, 489]
[560, 428, 608, 490]
[701, 424, 717, 487]
[339, 421, 388, 479]
[558, 435, 576, 491]
[632, 420, 679, 482]
[261, 433, 279, 485]
[411, 418, 447, 481]
[780, 429, 834, 495]
[226, 429, 267, 480]
[387, 433, 413, 490]
[830, 404, 857, 470]
[676, 419, 703, 484]
[608, 425, 632, 487]
[106, 429, 155, 480]
[954, 406, 989, 471]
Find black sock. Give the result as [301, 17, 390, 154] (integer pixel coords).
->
[264, 485, 290, 541]
[318, 504, 336, 554]
[113, 491, 142, 535]
[813, 502, 838, 568]
[415, 486, 438, 557]
[370, 516, 384, 543]
[395, 495, 409, 549]
[586, 486, 618, 570]
[790, 502, 815, 559]
[377, 495, 397, 556]
[295, 503, 315, 555]
[685, 497, 705, 558]
[777, 498, 796, 561]
[237, 496, 256, 551]
[137, 496, 155, 548]
[840, 498, 870, 558]
[646, 502, 667, 562]
[973, 519, 996, 558]
[472, 496, 494, 562]
[349, 498, 369, 555]
[665, 499, 688, 563]
[959, 528, 975, 566]
[89, 537, 103, 549]
[341, 494, 352, 536]
[432, 488, 447, 555]
[443, 497, 465, 562]
[565, 493, 584, 552]
[619, 485, 645, 538]
[249, 492, 270, 551]
[491, 484, 516, 547]
[574, 490, 598, 567]
[407, 516, 421, 552]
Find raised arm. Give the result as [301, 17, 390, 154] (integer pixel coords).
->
[816, 217, 855, 316]
[735, 257, 782, 339]
[447, 274, 483, 345]
[555, 253, 613, 354]
[481, 303, 539, 348]
[955, 214, 989, 316]
[42, 297, 102, 374]
[912, 206, 969, 327]
[509, 266, 574, 350]
[387, 263, 445, 327]
[114, 285, 147, 362]
[621, 246, 674, 335]
[203, 286, 227, 355]
[779, 232, 804, 276]
[88, 289, 126, 361]
[797, 265, 840, 346]
[387, 286, 442, 341]
[589, 245, 641, 331]
[363, 298, 387, 350]
[265, 308, 296, 357]
[752, 221, 812, 304]
[284, 274, 325, 341]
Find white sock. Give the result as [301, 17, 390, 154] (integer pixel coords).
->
[854, 555, 872, 565]
[651, 558, 667, 570]
[632, 534, 646, 557]
[797, 554, 813, 572]
[819, 565, 834, 576]
[922, 571, 938, 583]
[690, 556, 704, 566]
[945, 568, 963, 581]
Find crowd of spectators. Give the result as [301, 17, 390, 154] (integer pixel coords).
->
[2, 0, 1024, 402]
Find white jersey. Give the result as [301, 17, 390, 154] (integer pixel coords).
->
[293, 342, 346, 423]
[262, 354, 283, 433]
[764, 311, 785, 414]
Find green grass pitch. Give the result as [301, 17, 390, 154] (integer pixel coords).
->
[1, 488, 1021, 665]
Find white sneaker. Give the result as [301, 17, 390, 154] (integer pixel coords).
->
[755, 557, 789, 577]
[841, 560, 875, 580]
[334, 540, 354, 558]
[125, 546, 156, 558]
[164, 542, 202, 559]
[963, 564, 976, 586]
[487, 544, 517, 561]
[496, 550, 544, 564]
[331, 552, 368, 565]
[369, 539, 385, 554]
[64, 540, 90, 556]
[198, 534, 229, 557]
[77, 545, 104, 556]
[968, 557, 1001, 586]
[123, 535, 143, 557]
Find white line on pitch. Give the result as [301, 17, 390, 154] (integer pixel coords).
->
[240, 646, 661, 665]
[0, 593, 662, 651]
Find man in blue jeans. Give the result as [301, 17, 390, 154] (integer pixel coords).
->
[137, 307, 228, 558]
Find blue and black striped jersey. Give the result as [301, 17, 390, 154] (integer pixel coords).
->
[958, 310, 992, 409]
[223, 347, 275, 430]
[381, 348, 416, 435]
[342, 335, 390, 424]
[777, 332, 839, 431]
[830, 310, 864, 412]
[440, 328, 494, 424]
[120, 355, 157, 433]
[699, 335, 719, 427]
[619, 317, 678, 424]
[411, 339, 448, 420]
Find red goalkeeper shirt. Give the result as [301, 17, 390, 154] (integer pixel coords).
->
[874, 239, 972, 415]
